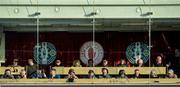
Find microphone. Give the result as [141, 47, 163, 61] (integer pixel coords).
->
[28, 12, 41, 17]
[140, 12, 153, 17]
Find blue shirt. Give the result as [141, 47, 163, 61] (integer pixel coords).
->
[48, 74, 61, 79]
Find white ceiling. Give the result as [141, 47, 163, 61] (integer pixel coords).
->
[0, 18, 180, 32]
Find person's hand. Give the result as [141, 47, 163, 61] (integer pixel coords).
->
[67, 74, 71, 78]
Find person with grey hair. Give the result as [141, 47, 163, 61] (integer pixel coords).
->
[166, 69, 177, 78]
[18, 69, 27, 79]
[150, 69, 159, 78]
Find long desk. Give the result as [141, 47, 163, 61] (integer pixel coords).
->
[53, 67, 166, 75]
[0, 67, 24, 75]
[0, 67, 166, 75]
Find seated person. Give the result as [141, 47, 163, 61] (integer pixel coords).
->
[37, 69, 47, 79]
[87, 59, 94, 67]
[18, 69, 27, 79]
[117, 59, 128, 67]
[9, 59, 20, 67]
[150, 69, 159, 78]
[153, 56, 163, 67]
[116, 69, 128, 78]
[72, 60, 82, 67]
[66, 69, 78, 82]
[48, 68, 60, 79]
[88, 70, 96, 79]
[1, 69, 14, 79]
[54, 60, 63, 67]
[132, 69, 142, 78]
[134, 58, 144, 67]
[115, 60, 121, 67]
[102, 60, 109, 67]
[25, 59, 38, 78]
[9, 59, 20, 73]
[166, 69, 177, 78]
[99, 68, 111, 78]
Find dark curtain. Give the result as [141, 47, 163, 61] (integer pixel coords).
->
[5, 31, 180, 66]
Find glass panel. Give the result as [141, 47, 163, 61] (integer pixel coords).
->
[1, 0, 180, 86]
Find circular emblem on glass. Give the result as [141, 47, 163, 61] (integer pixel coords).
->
[33, 42, 56, 65]
[80, 41, 104, 66]
[126, 42, 149, 64]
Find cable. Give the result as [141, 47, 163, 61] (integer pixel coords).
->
[92, 0, 96, 86]
[92, 0, 95, 67]
[36, 0, 39, 79]
[148, 14, 152, 83]
[140, 0, 153, 84]
[144, 0, 153, 85]
[92, 0, 95, 52]
[148, 0, 152, 85]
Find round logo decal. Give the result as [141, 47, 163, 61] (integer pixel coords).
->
[126, 42, 149, 64]
[80, 41, 104, 65]
[33, 42, 56, 65]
